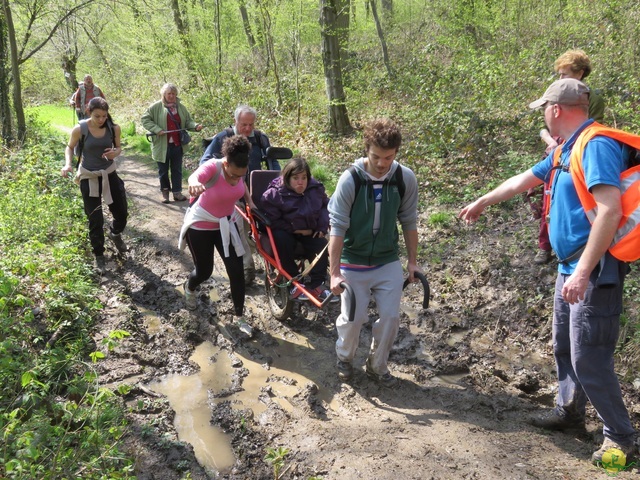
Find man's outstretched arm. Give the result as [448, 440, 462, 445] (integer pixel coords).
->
[459, 169, 542, 224]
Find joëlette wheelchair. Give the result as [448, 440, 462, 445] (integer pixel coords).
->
[235, 147, 428, 321]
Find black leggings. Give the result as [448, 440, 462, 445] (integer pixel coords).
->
[186, 228, 245, 316]
[272, 230, 328, 289]
[80, 172, 128, 256]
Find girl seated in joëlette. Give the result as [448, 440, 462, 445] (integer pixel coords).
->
[260, 157, 337, 302]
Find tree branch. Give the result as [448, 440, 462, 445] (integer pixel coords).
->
[19, 0, 97, 64]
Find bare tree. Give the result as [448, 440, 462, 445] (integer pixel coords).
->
[213, 0, 222, 74]
[369, 0, 392, 78]
[169, 0, 194, 71]
[320, 0, 352, 135]
[1, 0, 96, 142]
[238, 1, 257, 52]
[2, 0, 26, 142]
[0, 8, 12, 142]
[255, 0, 283, 107]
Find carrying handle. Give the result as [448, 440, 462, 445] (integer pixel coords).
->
[403, 271, 430, 309]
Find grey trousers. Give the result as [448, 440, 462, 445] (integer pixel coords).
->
[335, 261, 403, 375]
[553, 263, 635, 444]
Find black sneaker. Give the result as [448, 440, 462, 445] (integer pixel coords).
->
[336, 360, 353, 381]
[108, 231, 128, 253]
[529, 408, 584, 430]
[244, 268, 256, 287]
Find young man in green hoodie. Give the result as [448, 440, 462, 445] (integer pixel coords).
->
[328, 118, 422, 387]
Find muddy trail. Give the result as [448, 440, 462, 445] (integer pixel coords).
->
[94, 154, 640, 479]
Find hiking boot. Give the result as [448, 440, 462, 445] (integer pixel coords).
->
[235, 316, 253, 336]
[534, 249, 552, 264]
[591, 437, 636, 467]
[183, 280, 197, 310]
[244, 268, 256, 287]
[108, 231, 128, 253]
[161, 189, 170, 204]
[365, 359, 398, 388]
[173, 192, 188, 202]
[336, 360, 354, 381]
[290, 285, 309, 301]
[94, 255, 106, 274]
[529, 408, 584, 430]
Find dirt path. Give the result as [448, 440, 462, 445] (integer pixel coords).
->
[95, 154, 640, 479]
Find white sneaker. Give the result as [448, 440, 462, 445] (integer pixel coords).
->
[236, 317, 253, 336]
[183, 280, 197, 310]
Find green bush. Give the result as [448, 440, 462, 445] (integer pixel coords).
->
[0, 134, 135, 479]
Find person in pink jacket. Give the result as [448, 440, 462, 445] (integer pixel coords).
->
[178, 135, 253, 335]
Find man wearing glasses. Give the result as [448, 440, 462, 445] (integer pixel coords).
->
[459, 78, 636, 465]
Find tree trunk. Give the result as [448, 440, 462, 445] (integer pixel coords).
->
[61, 53, 79, 90]
[238, 2, 257, 51]
[369, 0, 392, 78]
[381, 0, 392, 19]
[320, 0, 352, 135]
[2, 0, 25, 143]
[169, 0, 194, 71]
[0, 9, 12, 142]
[335, 0, 350, 51]
[214, 0, 222, 74]
[255, 0, 283, 107]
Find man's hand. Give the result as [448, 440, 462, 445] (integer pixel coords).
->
[459, 199, 486, 224]
[330, 272, 346, 295]
[561, 270, 589, 304]
[562, 184, 622, 304]
[405, 262, 423, 283]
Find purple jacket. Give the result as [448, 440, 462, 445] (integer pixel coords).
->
[261, 177, 330, 234]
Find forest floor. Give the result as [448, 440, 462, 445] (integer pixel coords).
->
[94, 153, 640, 479]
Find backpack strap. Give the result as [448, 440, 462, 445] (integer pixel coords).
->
[75, 120, 89, 168]
[347, 164, 405, 200]
[75, 120, 116, 167]
[203, 160, 225, 189]
[189, 159, 225, 208]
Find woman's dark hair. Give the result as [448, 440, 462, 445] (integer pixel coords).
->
[87, 97, 115, 128]
[222, 135, 250, 168]
[282, 157, 311, 189]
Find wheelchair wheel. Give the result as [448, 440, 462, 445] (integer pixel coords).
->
[264, 271, 294, 321]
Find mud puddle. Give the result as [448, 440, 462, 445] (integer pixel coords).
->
[149, 326, 339, 475]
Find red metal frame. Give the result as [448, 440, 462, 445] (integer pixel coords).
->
[236, 203, 329, 309]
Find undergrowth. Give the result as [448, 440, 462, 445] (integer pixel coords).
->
[0, 130, 136, 478]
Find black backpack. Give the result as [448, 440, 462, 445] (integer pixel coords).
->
[202, 127, 267, 161]
[347, 164, 405, 201]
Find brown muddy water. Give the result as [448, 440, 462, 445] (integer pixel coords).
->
[149, 328, 340, 474]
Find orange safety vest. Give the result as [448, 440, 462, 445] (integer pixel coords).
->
[546, 122, 640, 262]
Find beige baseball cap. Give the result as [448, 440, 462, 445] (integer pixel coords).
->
[529, 78, 590, 109]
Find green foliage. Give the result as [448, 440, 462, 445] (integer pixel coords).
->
[0, 138, 135, 478]
[427, 212, 454, 228]
[264, 446, 290, 480]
